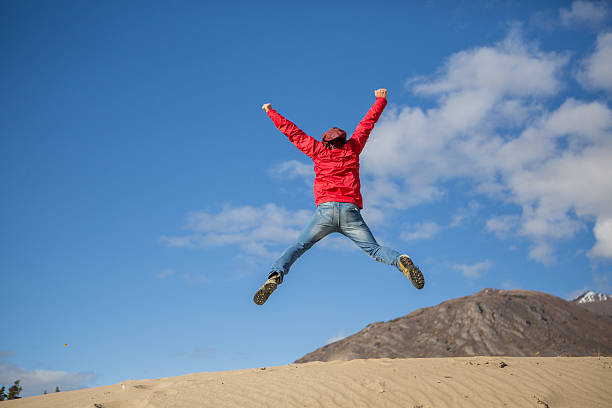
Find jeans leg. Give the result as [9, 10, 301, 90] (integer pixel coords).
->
[270, 204, 337, 281]
[339, 204, 401, 267]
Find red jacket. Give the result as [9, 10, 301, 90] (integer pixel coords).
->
[267, 97, 387, 208]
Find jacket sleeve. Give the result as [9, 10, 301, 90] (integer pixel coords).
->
[267, 109, 320, 159]
[350, 97, 387, 155]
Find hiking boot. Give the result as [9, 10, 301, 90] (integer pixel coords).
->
[398, 255, 424, 289]
[253, 273, 281, 305]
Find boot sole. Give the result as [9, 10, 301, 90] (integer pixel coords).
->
[399, 257, 425, 290]
[253, 282, 276, 305]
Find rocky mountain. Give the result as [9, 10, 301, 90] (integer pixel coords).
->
[295, 288, 612, 363]
[571, 290, 612, 319]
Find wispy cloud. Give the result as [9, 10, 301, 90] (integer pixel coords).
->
[362, 27, 612, 264]
[401, 221, 442, 241]
[161, 204, 312, 257]
[0, 351, 15, 358]
[486, 215, 521, 238]
[452, 260, 493, 279]
[400, 202, 480, 241]
[560, 1, 610, 28]
[450, 200, 481, 227]
[0, 362, 94, 397]
[268, 160, 314, 185]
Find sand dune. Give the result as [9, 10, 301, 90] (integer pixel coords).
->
[4, 357, 611, 407]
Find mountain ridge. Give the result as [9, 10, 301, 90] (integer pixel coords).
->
[570, 289, 612, 318]
[295, 288, 612, 363]
[571, 290, 610, 303]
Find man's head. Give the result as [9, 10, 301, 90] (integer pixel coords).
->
[322, 127, 347, 149]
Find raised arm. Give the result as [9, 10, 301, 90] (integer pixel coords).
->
[350, 89, 388, 154]
[262, 103, 320, 159]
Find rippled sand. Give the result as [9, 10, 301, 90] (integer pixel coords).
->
[5, 357, 611, 407]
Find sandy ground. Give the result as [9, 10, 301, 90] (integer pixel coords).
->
[4, 357, 611, 407]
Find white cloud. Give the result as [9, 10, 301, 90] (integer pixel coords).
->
[412, 30, 565, 99]
[362, 28, 612, 263]
[578, 32, 612, 92]
[527, 242, 556, 265]
[0, 362, 93, 397]
[161, 203, 394, 261]
[360, 206, 387, 227]
[453, 260, 493, 279]
[486, 215, 520, 238]
[505, 99, 612, 261]
[450, 200, 481, 227]
[364, 29, 567, 205]
[590, 217, 612, 258]
[160, 204, 312, 257]
[560, 1, 610, 28]
[401, 221, 442, 241]
[268, 160, 314, 184]
[399, 203, 480, 240]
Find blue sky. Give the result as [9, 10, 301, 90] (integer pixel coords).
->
[1, 0, 611, 397]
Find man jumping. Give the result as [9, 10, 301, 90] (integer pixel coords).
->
[254, 88, 424, 305]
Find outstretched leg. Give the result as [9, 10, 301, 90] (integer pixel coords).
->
[339, 203, 424, 289]
[269, 204, 337, 280]
[254, 204, 337, 305]
[339, 204, 400, 265]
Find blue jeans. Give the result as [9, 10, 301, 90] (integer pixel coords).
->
[269, 202, 401, 283]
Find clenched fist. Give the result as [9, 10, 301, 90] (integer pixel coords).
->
[262, 103, 272, 112]
[374, 88, 387, 98]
